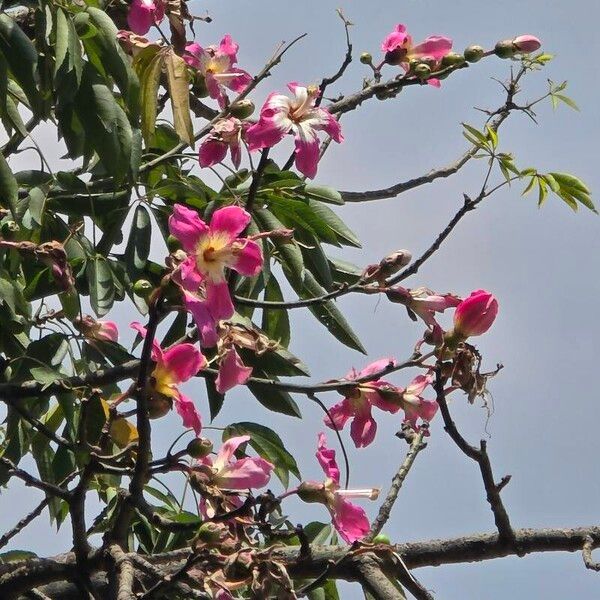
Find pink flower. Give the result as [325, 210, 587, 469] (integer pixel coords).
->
[75, 315, 119, 342]
[452, 289, 498, 338]
[313, 433, 379, 543]
[397, 373, 438, 430]
[215, 346, 253, 394]
[130, 322, 206, 435]
[184, 36, 252, 108]
[168, 204, 263, 335]
[381, 24, 452, 87]
[198, 435, 273, 490]
[245, 83, 343, 179]
[324, 358, 399, 448]
[513, 35, 541, 53]
[127, 0, 165, 35]
[410, 290, 461, 327]
[199, 118, 244, 169]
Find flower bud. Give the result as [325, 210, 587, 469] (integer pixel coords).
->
[229, 99, 255, 119]
[441, 52, 466, 67]
[372, 533, 391, 544]
[419, 56, 438, 69]
[494, 40, 515, 59]
[413, 63, 431, 80]
[132, 279, 153, 298]
[452, 289, 498, 338]
[513, 34, 541, 54]
[464, 45, 484, 63]
[187, 437, 213, 458]
[359, 52, 373, 65]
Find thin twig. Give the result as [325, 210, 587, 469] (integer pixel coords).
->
[582, 536, 600, 571]
[366, 427, 428, 542]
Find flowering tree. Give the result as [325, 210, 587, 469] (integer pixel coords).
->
[0, 2, 596, 599]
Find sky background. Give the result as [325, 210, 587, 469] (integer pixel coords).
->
[2, 0, 600, 598]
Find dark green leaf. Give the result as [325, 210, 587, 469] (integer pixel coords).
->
[247, 377, 301, 418]
[125, 204, 152, 276]
[0, 149, 18, 218]
[261, 276, 290, 347]
[304, 184, 344, 205]
[87, 256, 115, 316]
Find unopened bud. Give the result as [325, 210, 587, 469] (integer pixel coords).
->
[372, 533, 391, 544]
[132, 279, 153, 298]
[187, 437, 213, 458]
[494, 40, 515, 59]
[419, 56, 438, 69]
[414, 64, 432, 79]
[379, 250, 412, 276]
[229, 99, 255, 119]
[359, 52, 373, 65]
[512, 34, 541, 54]
[464, 45, 484, 63]
[441, 52, 466, 67]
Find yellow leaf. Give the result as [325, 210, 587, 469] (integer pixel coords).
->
[165, 49, 194, 147]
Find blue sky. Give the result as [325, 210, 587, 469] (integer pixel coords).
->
[2, 0, 600, 597]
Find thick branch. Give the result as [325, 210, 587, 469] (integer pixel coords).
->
[353, 555, 406, 600]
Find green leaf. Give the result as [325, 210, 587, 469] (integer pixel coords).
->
[54, 8, 83, 96]
[165, 50, 193, 147]
[124, 204, 152, 276]
[261, 276, 290, 347]
[0, 149, 18, 218]
[74, 64, 133, 182]
[223, 422, 300, 487]
[307, 200, 361, 248]
[87, 256, 115, 316]
[304, 184, 344, 205]
[84, 7, 140, 117]
[553, 93, 579, 111]
[205, 377, 225, 421]
[292, 270, 365, 353]
[0, 551, 38, 564]
[247, 377, 301, 418]
[0, 14, 41, 115]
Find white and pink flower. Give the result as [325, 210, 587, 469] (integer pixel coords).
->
[168, 204, 263, 342]
[184, 36, 252, 108]
[396, 372, 438, 430]
[246, 83, 343, 179]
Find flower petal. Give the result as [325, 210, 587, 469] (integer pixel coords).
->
[174, 393, 203, 436]
[215, 347, 253, 393]
[162, 343, 205, 383]
[198, 139, 228, 168]
[294, 136, 320, 179]
[411, 35, 453, 60]
[332, 496, 370, 543]
[231, 239, 262, 277]
[169, 204, 209, 253]
[210, 205, 251, 239]
[217, 456, 274, 489]
[206, 280, 235, 321]
[316, 432, 340, 485]
[130, 321, 163, 363]
[181, 290, 219, 347]
[213, 435, 250, 471]
[324, 398, 353, 431]
[349, 412, 377, 448]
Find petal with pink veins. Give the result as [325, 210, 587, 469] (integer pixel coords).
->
[206, 281, 235, 321]
[216, 456, 274, 489]
[215, 347, 253, 393]
[316, 433, 340, 484]
[169, 204, 209, 253]
[331, 496, 371, 543]
[198, 139, 228, 168]
[231, 239, 262, 277]
[174, 393, 203, 436]
[210, 206, 251, 239]
[162, 343, 205, 383]
[294, 136, 320, 179]
[411, 36, 453, 60]
[350, 412, 377, 448]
